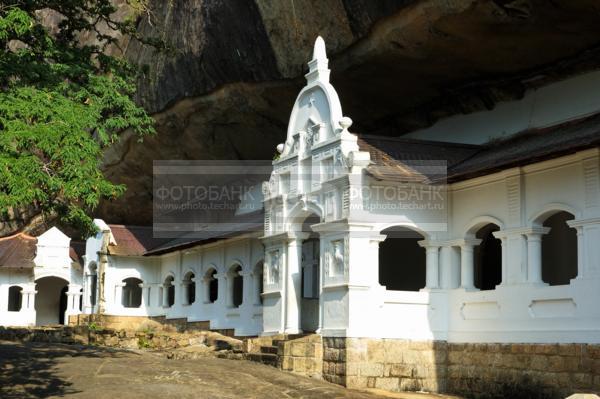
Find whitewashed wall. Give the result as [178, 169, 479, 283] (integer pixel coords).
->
[0, 269, 36, 326]
[0, 227, 83, 327]
[83, 231, 265, 337]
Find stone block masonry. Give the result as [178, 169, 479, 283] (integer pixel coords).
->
[278, 334, 323, 378]
[320, 338, 600, 399]
[322, 338, 446, 392]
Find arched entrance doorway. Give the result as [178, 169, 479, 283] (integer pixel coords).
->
[35, 276, 69, 325]
[299, 213, 320, 333]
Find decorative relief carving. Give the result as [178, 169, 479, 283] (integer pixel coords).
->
[334, 147, 348, 168]
[267, 250, 280, 285]
[264, 208, 271, 233]
[325, 239, 346, 277]
[291, 134, 300, 154]
[341, 185, 350, 218]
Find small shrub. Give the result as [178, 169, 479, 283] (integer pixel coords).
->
[138, 336, 151, 349]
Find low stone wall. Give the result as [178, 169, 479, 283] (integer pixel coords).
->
[321, 337, 600, 398]
[0, 325, 243, 357]
[279, 334, 323, 378]
[0, 325, 89, 345]
[69, 314, 211, 332]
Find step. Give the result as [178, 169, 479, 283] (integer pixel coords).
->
[247, 352, 278, 367]
[260, 345, 278, 354]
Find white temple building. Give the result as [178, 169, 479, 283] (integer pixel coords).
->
[1, 36, 600, 395]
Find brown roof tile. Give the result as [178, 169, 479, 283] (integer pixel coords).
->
[69, 241, 86, 264]
[357, 135, 480, 183]
[108, 225, 172, 257]
[0, 232, 37, 269]
[447, 113, 600, 182]
[358, 113, 600, 184]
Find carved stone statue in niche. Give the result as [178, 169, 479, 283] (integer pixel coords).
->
[327, 240, 344, 277]
[267, 250, 280, 284]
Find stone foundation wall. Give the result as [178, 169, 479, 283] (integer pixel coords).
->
[322, 337, 445, 391]
[278, 334, 323, 378]
[69, 314, 211, 332]
[321, 338, 600, 398]
[447, 343, 600, 398]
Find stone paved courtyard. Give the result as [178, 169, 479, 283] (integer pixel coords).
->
[0, 340, 458, 399]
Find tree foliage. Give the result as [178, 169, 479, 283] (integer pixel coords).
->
[0, 1, 157, 237]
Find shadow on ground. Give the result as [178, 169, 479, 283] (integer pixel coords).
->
[0, 341, 131, 399]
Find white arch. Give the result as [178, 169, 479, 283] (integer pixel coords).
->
[120, 274, 143, 282]
[202, 263, 218, 275]
[204, 266, 217, 278]
[463, 215, 504, 238]
[530, 203, 580, 226]
[378, 222, 430, 240]
[286, 200, 323, 231]
[227, 259, 244, 271]
[183, 268, 196, 280]
[34, 270, 71, 283]
[162, 271, 176, 282]
[227, 261, 243, 275]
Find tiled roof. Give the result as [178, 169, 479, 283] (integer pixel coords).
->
[107, 210, 263, 257]
[107, 225, 172, 257]
[0, 232, 37, 269]
[144, 210, 264, 256]
[447, 113, 600, 182]
[359, 113, 600, 183]
[357, 135, 480, 183]
[69, 241, 86, 264]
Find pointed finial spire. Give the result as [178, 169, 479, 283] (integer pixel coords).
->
[312, 36, 327, 62]
[305, 36, 330, 84]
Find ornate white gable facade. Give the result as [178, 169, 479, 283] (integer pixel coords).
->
[0, 227, 83, 326]
[260, 37, 600, 346]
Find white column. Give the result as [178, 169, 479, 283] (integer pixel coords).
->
[285, 233, 308, 334]
[181, 282, 190, 306]
[225, 273, 234, 308]
[162, 283, 169, 307]
[439, 246, 461, 289]
[115, 283, 125, 308]
[425, 245, 440, 289]
[253, 271, 262, 305]
[140, 284, 149, 307]
[525, 229, 548, 285]
[459, 239, 480, 290]
[240, 271, 252, 308]
[21, 287, 37, 325]
[64, 285, 82, 325]
[215, 273, 227, 307]
[202, 276, 211, 303]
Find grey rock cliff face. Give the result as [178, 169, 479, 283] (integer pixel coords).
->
[97, 0, 600, 225]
